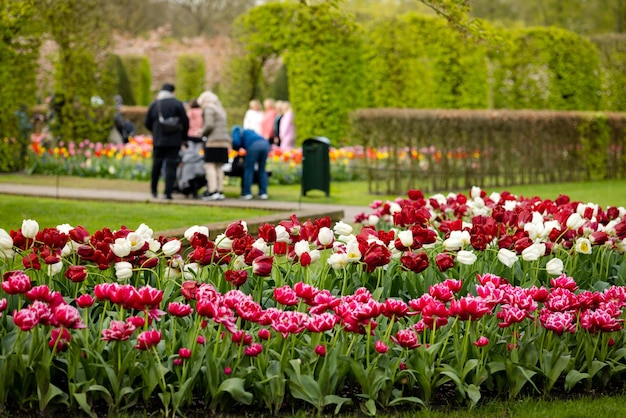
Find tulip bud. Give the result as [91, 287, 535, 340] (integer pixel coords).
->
[21, 219, 39, 239]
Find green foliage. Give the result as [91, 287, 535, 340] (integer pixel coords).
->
[491, 27, 602, 111]
[39, 0, 117, 143]
[106, 54, 133, 105]
[0, 0, 40, 172]
[271, 64, 290, 101]
[361, 13, 489, 110]
[590, 33, 626, 112]
[176, 53, 206, 102]
[233, 3, 364, 143]
[119, 54, 152, 106]
[578, 113, 612, 180]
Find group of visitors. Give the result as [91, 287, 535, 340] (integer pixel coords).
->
[243, 98, 295, 151]
[145, 83, 291, 201]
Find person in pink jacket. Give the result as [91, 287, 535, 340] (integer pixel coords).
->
[279, 101, 295, 151]
[186, 99, 204, 144]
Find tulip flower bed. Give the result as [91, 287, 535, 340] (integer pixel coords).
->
[0, 187, 626, 417]
[28, 135, 153, 180]
[28, 135, 465, 186]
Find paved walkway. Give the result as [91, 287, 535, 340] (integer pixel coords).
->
[0, 183, 372, 236]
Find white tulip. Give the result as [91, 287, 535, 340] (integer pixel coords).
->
[47, 261, 63, 276]
[345, 239, 362, 262]
[252, 238, 270, 254]
[21, 219, 39, 239]
[0, 248, 15, 259]
[574, 237, 592, 255]
[126, 232, 145, 252]
[275, 225, 291, 243]
[111, 238, 131, 258]
[233, 254, 248, 270]
[398, 230, 414, 248]
[215, 234, 233, 250]
[114, 261, 133, 280]
[182, 263, 199, 280]
[489, 192, 501, 204]
[184, 225, 209, 241]
[327, 252, 349, 270]
[294, 240, 311, 257]
[308, 249, 321, 264]
[135, 223, 154, 240]
[0, 228, 13, 250]
[367, 215, 379, 226]
[470, 186, 482, 199]
[497, 248, 518, 268]
[147, 237, 161, 253]
[457, 250, 477, 265]
[317, 227, 334, 246]
[522, 243, 545, 261]
[566, 213, 585, 230]
[333, 221, 353, 236]
[56, 223, 73, 234]
[162, 239, 182, 257]
[546, 258, 564, 275]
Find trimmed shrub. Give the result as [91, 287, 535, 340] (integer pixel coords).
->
[491, 27, 602, 111]
[176, 53, 206, 102]
[120, 55, 152, 106]
[590, 33, 626, 112]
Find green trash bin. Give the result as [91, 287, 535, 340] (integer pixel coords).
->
[301, 136, 331, 197]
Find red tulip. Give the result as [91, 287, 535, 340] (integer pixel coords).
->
[65, 265, 88, 283]
[252, 255, 273, 277]
[76, 294, 95, 308]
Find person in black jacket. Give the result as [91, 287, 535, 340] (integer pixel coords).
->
[145, 83, 189, 200]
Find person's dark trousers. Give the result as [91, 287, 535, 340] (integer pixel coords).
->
[242, 139, 270, 196]
[151, 146, 180, 198]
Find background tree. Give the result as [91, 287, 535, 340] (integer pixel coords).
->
[164, 0, 256, 38]
[37, 0, 117, 143]
[0, 0, 41, 170]
[106, 0, 161, 37]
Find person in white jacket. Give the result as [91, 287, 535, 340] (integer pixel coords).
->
[243, 99, 264, 135]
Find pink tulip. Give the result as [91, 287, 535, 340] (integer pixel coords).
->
[135, 329, 162, 350]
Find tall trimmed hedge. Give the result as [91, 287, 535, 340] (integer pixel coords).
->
[491, 27, 602, 111]
[176, 53, 206, 102]
[119, 55, 152, 106]
[591, 33, 626, 112]
[361, 13, 489, 109]
[107, 54, 133, 105]
[0, 1, 40, 172]
[232, 3, 363, 143]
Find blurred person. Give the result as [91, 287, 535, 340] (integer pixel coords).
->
[279, 101, 295, 151]
[186, 99, 203, 144]
[231, 125, 271, 200]
[145, 83, 189, 200]
[197, 90, 231, 201]
[243, 99, 264, 135]
[260, 98, 278, 144]
[272, 100, 285, 148]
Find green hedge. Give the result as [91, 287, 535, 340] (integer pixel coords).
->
[591, 33, 626, 112]
[119, 55, 152, 106]
[176, 53, 206, 103]
[349, 108, 626, 195]
[491, 27, 602, 111]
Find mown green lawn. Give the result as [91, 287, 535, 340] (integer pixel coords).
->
[1, 174, 626, 207]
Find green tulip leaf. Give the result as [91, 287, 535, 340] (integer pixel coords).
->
[218, 377, 253, 405]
